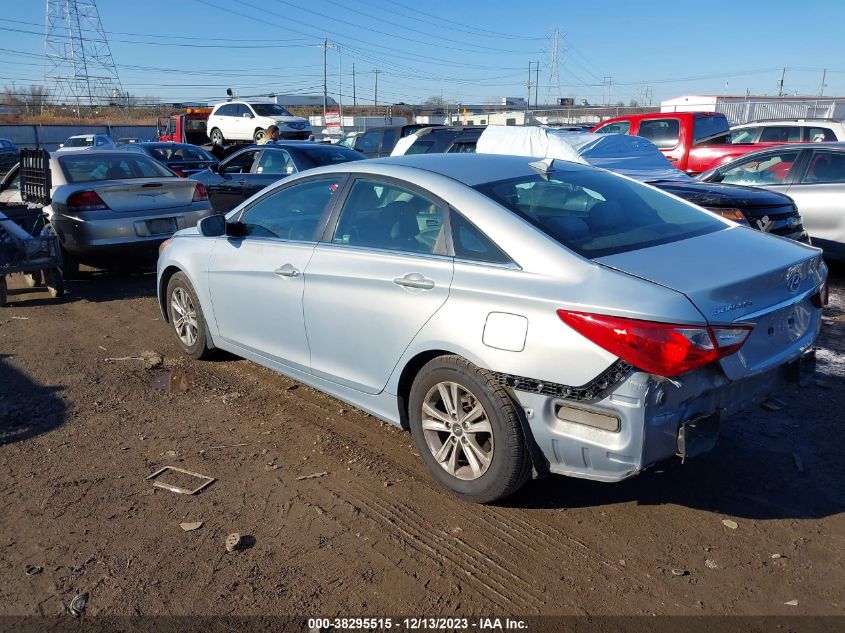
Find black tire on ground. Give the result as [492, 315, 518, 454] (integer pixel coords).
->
[253, 128, 266, 143]
[44, 268, 64, 299]
[166, 271, 214, 360]
[210, 128, 225, 145]
[408, 355, 532, 503]
[23, 271, 43, 287]
[59, 246, 80, 280]
[0, 276, 7, 307]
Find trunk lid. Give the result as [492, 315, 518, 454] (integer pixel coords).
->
[92, 178, 197, 212]
[596, 226, 824, 379]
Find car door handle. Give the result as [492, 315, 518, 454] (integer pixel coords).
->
[393, 273, 435, 290]
[274, 264, 300, 277]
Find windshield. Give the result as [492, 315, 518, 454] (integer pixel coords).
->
[64, 137, 94, 147]
[474, 170, 724, 259]
[299, 146, 365, 167]
[59, 154, 175, 183]
[250, 103, 294, 117]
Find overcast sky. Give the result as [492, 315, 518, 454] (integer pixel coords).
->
[0, 0, 839, 106]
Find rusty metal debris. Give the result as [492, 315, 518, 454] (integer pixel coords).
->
[145, 466, 215, 495]
[296, 471, 328, 481]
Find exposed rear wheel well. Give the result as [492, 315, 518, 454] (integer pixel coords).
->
[158, 265, 182, 322]
[396, 350, 451, 431]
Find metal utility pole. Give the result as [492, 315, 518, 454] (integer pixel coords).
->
[777, 67, 786, 97]
[44, 0, 123, 113]
[526, 62, 532, 110]
[373, 68, 381, 108]
[534, 60, 540, 108]
[819, 68, 827, 96]
[321, 39, 328, 120]
[352, 62, 357, 106]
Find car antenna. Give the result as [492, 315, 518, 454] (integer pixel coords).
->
[528, 157, 555, 178]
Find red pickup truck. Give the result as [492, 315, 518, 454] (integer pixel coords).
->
[157, 108, 212, 145]
[591, 112, 782, 175]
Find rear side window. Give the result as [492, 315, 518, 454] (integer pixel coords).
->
[474, 170, 724, 259]
[692, 115, 729, 143]
[450, 211, 510, 264]
[637, 119, 680, 149]
[759, 126, 801, 142]
[594, 121, 631, 135]
[805, 127, 837, 142]
[448, 142, 476, 154]
[215, 104, 237, 116]
[332, 179, 445, 255]
[803, 151, 845, 184]
[59, 154, 174, 182]
[405, 140, 434, 155]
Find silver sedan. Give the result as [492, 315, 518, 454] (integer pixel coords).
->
[157, 154, 826, 503]
[700, 142, 845, 260]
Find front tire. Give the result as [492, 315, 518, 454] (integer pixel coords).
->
[409, 355, 531, 503]
[166, 271, 213, 359]
[210, 128, 224, 145]
[253, 128, 266, 143]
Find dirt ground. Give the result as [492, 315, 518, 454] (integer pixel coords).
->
[1, 265, 844, 620]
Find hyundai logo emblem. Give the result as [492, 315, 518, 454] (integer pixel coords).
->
[786, 272, 801, 293]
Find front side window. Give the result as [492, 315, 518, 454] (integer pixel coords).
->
[405, 140, 434, 155]
[594, 121, 631, 135]
[332, 179, 445, 254]
[474, 170, 724, 259]
[730, 127, 758, 144]
[448, 142, 476, 154]
[382, 128, 399, 150]
[759, 126, 801, 143]
[221, 149, 259, 174]
[637, 119, 680, 149]
[64, 137, 94, 147]
[714, 150, 800, 186]
[256, 149, 296, 175]
[802, 151, 845, 184]
[236, 104, 252, 118]
[298, 146, 364, 167]
[239, 177, 341, 239]
[59, 154, 174, 183]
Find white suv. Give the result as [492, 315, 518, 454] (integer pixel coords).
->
[730, 119, 845, 144]
[206, 101, 311, 144]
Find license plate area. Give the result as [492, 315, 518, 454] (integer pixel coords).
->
[146, 217, 177, 236]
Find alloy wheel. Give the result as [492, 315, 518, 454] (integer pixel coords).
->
[170, 287, 198, 346]
[421, 381, 494, 481]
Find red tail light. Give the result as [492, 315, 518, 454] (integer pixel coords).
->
[192, 183, 208, 201]
[557, 310, 752, 377]
[67, 190, 108, 212]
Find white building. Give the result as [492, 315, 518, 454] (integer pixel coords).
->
[661, 95, 845, 125]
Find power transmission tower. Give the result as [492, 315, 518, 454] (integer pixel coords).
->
[546, 28, 561, 105]
[44, 0, 123, 114]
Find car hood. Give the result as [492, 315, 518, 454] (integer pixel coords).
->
[270, 116, 310, 126]
[647, 180, 793, 208]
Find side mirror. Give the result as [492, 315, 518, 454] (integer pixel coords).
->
[198, 214, 226, 237]
[226, 221, 248, 237]
[208, 162, 220, 173]
[242, 112, 253, 119]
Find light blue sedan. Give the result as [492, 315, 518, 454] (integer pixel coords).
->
[157, 153, 825, 503]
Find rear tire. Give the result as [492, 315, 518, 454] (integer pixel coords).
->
[166, 271, 213, 360]
[59, 245, 80, 280]
[408, 355, 531, 503]
[210, 128, 225, 145]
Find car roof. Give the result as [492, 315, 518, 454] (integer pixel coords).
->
[744, 141, 845, 151]
[735, 118, 844, 126]
[367, 153, 591, 186]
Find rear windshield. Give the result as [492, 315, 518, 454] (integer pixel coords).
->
[147, 145, 215, 161]
[59, 154, 175, 183]
[473, 170, 724, 259]
[64, 137, 94, 147]
[693, 115, 730, 144]
[298, 146, 365, 167]
[250, 103, 294, 117]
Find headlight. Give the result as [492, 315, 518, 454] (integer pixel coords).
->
[705, 207, 748, 224]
